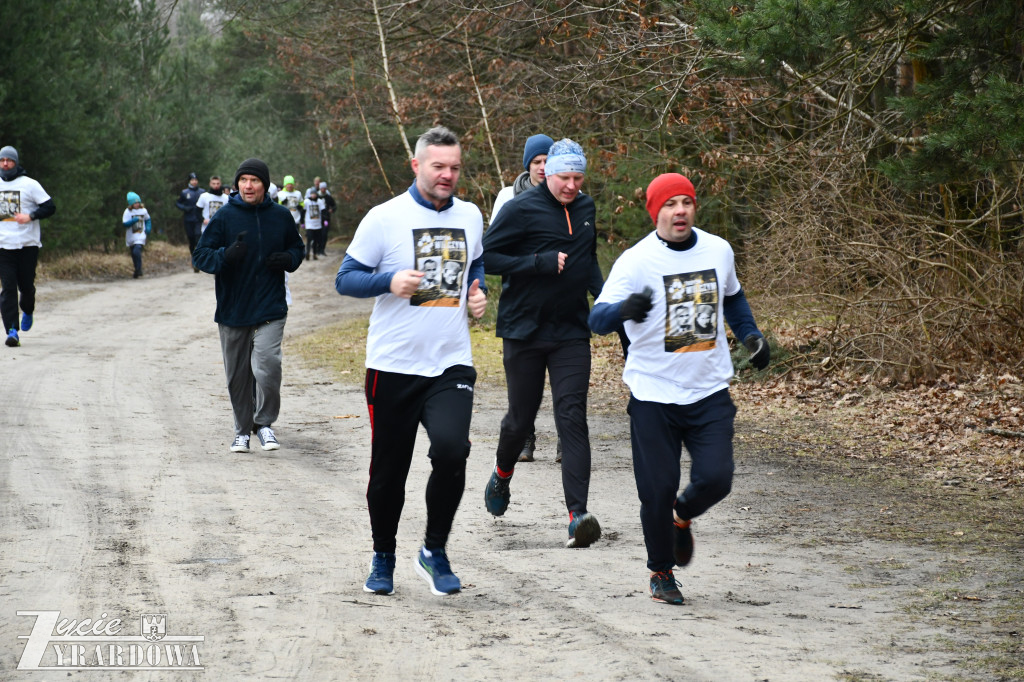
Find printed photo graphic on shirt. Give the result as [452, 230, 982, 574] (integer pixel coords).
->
[663, 269, 718, 353]
[411, 227, 467, 308]
[440, 260, 464, 294]
[0, 191, 22, 220]
[209, 199, 225, 217]
[307, 203, 320, 220]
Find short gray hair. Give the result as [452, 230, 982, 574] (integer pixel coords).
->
[414, 126, 459, 159]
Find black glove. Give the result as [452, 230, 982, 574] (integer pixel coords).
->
[620, 286, 654, 322]
[743, 334, 770, 370]
[265, 252, 292, 271]
[224, 232, 248, 266]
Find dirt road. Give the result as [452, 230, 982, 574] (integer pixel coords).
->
[1, 255, 1016, 680]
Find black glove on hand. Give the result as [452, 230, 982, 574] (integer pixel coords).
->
[265, 252, 292, 271]
[620, 286, 654, 322]
[224, 232, 248, 266]
[743, 334, 770, 370]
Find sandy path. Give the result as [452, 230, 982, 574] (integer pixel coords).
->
[0, 254, 1008, 680]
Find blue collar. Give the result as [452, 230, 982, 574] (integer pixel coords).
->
[408, 182, 453, 212]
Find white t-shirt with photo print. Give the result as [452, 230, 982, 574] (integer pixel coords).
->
[122, 207, 151, 247]
[346, 191, 483, 377]
[304, 197, 325, 232]
[595, 227, 741, 405]
[0, 175, 51, 249]
[196, 191, 228, 232]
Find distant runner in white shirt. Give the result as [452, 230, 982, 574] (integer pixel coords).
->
[196, 176, 228, 234]
[0, 145, 55, 347]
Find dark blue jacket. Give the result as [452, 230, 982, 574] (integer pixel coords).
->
[192, 193, 304, 327]
[176, 185, 204, 223]
[483, 181, 603, 341]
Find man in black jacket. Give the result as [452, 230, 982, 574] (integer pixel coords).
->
[317, 181, 336, 256]
[192, 158, 304, 454]
[175, 172, 204, 260]
[482, 138, 604, 548]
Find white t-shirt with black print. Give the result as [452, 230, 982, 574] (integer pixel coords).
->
[346, 191, 484, 377]
[123, 207, 151, 247]
[196, 191, 228, 232]
[596, 227, 741, 405]
[0, 175, 51, 249]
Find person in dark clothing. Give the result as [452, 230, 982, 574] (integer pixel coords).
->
[318, 181, 336, 255]
[491, 133, 557, 463]
[192, 158, 304, 454]
[175, 172, 204, 260]
[481, 138, 604, 549]
[0, 146, 55, 347]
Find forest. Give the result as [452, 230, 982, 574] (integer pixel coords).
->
[2, 0, 1022, 378]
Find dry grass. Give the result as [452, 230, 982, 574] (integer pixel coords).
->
[292, 317, 510, 388]
[39, 241, 193, 281]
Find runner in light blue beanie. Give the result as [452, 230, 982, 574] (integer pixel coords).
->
[544, 138, 586, 175]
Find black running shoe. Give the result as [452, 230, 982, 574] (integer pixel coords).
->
[566, 511, 601, 548]
[650, 570, 684, 605]
[484, 468, 511, 516]
[518, 432, 536, 462]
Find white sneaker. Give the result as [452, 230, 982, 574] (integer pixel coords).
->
[256, 426, 280, 451]
[230, 434, 251, 453]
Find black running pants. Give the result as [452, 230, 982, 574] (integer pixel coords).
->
[364, 364, 476, 554]
[494, 338, 592, 515]
[629, 388, 736, 572]
[0, 246, 38, 333]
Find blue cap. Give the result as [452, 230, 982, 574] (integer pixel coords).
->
[126, 191, 141, 206]
[522, 134, 554, 170]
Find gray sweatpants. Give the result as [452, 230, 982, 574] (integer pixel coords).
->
[218, 318, 286, 436]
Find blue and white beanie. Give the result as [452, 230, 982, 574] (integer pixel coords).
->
[544, 138, 587, 175]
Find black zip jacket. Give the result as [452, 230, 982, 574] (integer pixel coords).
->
[176, 185, 204, 223]
[483, 181, 603, 341]
[192, 193, 304, 327]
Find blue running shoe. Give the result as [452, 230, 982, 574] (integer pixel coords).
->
[650, 570, 684, 604]
[484, 467, 511, 516]
[566, 511, 601, 548]
[414, 547, 461, 595]
[20, 313, 32, 332]
[363, 552, 396, 595]
[5, 328, 19, 347]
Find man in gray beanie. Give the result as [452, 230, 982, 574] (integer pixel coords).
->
[482, 138, 604, 549]
[193, 157, 305, 454]
[0, 145, 56, 347]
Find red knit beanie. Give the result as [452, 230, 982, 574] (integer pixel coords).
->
[645, 173, 696, 224]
